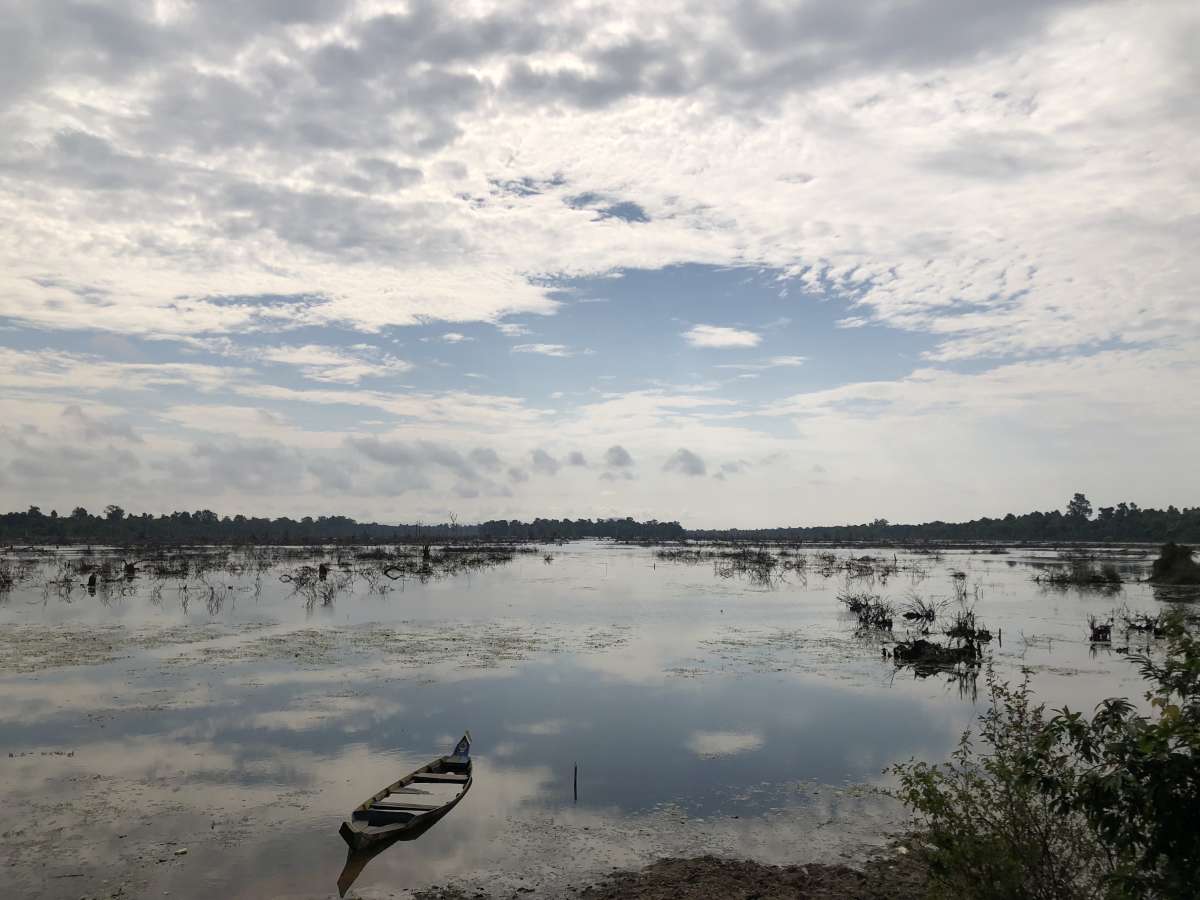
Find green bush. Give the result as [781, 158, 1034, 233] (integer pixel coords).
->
[891, 672, 1109, 899]
[891, 610, 1200, 900]
[1050, 613, 1200, 897]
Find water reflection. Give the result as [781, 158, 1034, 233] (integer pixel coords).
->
[1, 542, 1196, 898]
[337, 806, 454, 897]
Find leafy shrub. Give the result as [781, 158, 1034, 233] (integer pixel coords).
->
[1051, 613, 1200, 897]
[892, 610, 1200, 899]
[1149, 543, 1200, 585]
[891, 672, 1109, 900]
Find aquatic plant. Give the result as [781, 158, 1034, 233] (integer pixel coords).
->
[892, 638, 982, 674]
[1117, 605, 1165, 637]
[944, 601, 992, 643]
[1035, 559, 1122, 590]
[901, 592, 946, 624]
[839, 591, 894, 629]
[1149, 542, 1200, 585]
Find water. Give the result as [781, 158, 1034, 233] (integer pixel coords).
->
[0, 542, 1189, 898]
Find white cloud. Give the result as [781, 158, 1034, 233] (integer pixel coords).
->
[496, 323, 532, 337]
[259, 344, 412, 384]
[512, 343, 576, 357]
[0, 1, 1197, 526]
[683, 325, 762, 349]
[716, 356, 807, 371]
[0, 0, 1192, 365]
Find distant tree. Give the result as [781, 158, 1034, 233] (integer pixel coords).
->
[71, 506, 89, 519]
[104, 504, 125, 521]
[1067, 493, 1093, 520]
[27, 505, 41, 516]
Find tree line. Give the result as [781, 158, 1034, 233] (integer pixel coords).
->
[689, 495, 1200, 543]
[0, 506, 686, 544]
[1, 494, 1196, 544]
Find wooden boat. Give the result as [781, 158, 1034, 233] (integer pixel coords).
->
[338, 733, 473, 851]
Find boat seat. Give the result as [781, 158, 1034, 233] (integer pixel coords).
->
[369, 806, 446, 816]
[412, 772, 469, 783]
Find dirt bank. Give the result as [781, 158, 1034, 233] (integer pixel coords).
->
[413, 847, 928, 900]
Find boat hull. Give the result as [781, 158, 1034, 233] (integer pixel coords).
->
[338, 780, 470, 851]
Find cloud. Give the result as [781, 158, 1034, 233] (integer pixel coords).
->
[0, 0, 1192, 370]
[307, 457, 357, 493]
[683, 326, 762, 349]
[0, 0, 1196, 528]
[512, 343, 578, 358]
[507, 465, 530, 483]
[259, 344, 412, 384]
[61, 404, 141, 443]
[663, 447, 707, 477]
[603, 445, 635, 469]
[496, 322, 532, 337]
[189, 440, 305, 494]
[468, 447, 502, 471]
[565, 450, 587, 467]
[441, 332, 471, 343]
[348, 437, 478, 482]
[530, 448, 560, 476]
[716, 356, 807, 371]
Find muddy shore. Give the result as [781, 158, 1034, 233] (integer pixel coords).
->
[414, 847, 928, 900]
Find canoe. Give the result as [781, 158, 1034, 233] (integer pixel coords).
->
[338, 733, 473, 851]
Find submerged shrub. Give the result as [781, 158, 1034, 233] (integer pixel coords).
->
[1149, 542, 1200, 585]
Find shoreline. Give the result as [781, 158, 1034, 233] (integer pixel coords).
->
[410, 845, 928, 900]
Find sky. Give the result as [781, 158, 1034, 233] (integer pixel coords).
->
[1, 0, 1198, 528]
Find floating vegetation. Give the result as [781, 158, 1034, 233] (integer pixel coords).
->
[944, 600, 992, 643]
[1034, 560, 1122, 589]
[1148, 542, 1200, 585]
[839, 591, 893, 630]
[900, 592, 946, 624]
[1088, 614, 1113, 643]
[891, 638, 982, 674]
[654, 545, 929, 587]
[713, 549, 784, 586]
[380, 544, 536, 581]
[1119, 605, 1164, 637]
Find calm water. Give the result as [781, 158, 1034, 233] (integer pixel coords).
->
[0, 542, 1190, 898]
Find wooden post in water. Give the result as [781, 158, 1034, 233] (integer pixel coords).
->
[573, 763, 578, 804]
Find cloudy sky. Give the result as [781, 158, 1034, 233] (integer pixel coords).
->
[1, 0, 1197, 527]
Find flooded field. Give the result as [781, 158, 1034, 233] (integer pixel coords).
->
[1, 541, 1194, 899]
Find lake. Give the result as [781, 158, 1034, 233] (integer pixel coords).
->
[0, 541, 1190, 899]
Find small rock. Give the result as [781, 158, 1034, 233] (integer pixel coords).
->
[174, 848, 188, 856]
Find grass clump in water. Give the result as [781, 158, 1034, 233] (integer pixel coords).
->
[839, 591, 894, 629]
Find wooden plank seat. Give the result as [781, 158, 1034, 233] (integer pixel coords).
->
[412, 772, 469, 783]
[371, 800, 444, 811]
